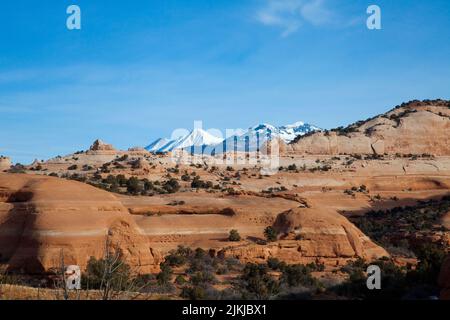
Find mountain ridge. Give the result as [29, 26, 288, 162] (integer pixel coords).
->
[146, 121, 321, 154]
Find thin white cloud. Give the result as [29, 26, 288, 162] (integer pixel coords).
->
[301, 0, 332, 26]
[256, 0, 333, 36]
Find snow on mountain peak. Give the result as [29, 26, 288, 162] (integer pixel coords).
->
[145, 128, 223, 153]
[282, 121, 305, 128]
[173, 128, 223, 150]
[144, 120, 320, 153]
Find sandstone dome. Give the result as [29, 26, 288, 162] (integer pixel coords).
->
[273, 208, 389, 260]
[0, 173, 160, 274]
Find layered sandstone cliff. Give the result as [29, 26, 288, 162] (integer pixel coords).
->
[287, 100, 450, 156]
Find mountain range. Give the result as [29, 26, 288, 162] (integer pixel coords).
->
[145, 121, 320, 154]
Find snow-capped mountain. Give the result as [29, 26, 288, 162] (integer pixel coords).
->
[145, 121, 320, 154]
[145, 138, 172, 152]
[278, 122, 321, 143]
[145, 128, 223, 153]
[204, 122, 320, 154]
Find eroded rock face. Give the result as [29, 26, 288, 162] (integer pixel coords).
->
[272, 208, 388, 260]
[0, 157, 11, 171]
[287, 101, 450, 156]
[89, 139, 115, 151]
[0, 173, 160, 274]
[222, 207, 388, 266]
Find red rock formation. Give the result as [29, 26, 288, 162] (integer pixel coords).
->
[0, 173, 160, 274]
[287, 100, 450, 156]
[89, 139, 115, 151]
[0, 157, 11, 171]
[223, 207, 388, 265]
[274, 208, 389, 260]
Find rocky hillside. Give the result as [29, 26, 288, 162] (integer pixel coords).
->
[286, 100, 450, 156]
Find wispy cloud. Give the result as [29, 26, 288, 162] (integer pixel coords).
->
[256, 0, 333, 36]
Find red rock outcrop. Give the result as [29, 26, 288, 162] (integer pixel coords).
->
[0, 157, 11, 171]
[0, 173, 160, 274]
[274, 208, 388, 259]
[89, 139, 115, 151]
[287, 100, 450, 156]
[223, 207, 388, 265]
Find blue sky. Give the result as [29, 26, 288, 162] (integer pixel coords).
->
[1, 0, 449, 163]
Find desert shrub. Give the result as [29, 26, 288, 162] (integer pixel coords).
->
[126, 176, 142, 195]
[109, 181, 119, 192]
[142, 179, 154, 191]
[407, 243, 447, 286]
[264, 226, 278, 242]
[280, 264, 318, 288]
[228, 229, 241, 242]
[190, 271, 217, 286]
[180, 286, 206, 300]
[163, 178, 180, 193]
[334, 252, 448, 300]
[164, 247, 191, 267]
[116, 154, 128, 161]
[101, 163, 110, 173]
[167, 166, 180, 174]
[351, 197, 450, 254]
[334, 258, 409, 299]
[156, 263, 173, 286]
[81, 255, 131, 291]
[267, 257, 286, 271]
[181, 174, 191, 182]
[92, 172, 102, 180]
[184, 249, 215, 275]
[307, 262, 325, 272]
[105, 175, 117, 185]
[224, 257, 242, 272]
[69, 173, 87, 182]
[82, 164, 93, 171]
[237, 263, 279, 300]
[191, 177, 213, 189]
[133, 274, 155, 289]
[67, 164, 78, 170]
[175, 275, 187, 285]
[116, 174, 127, 186]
